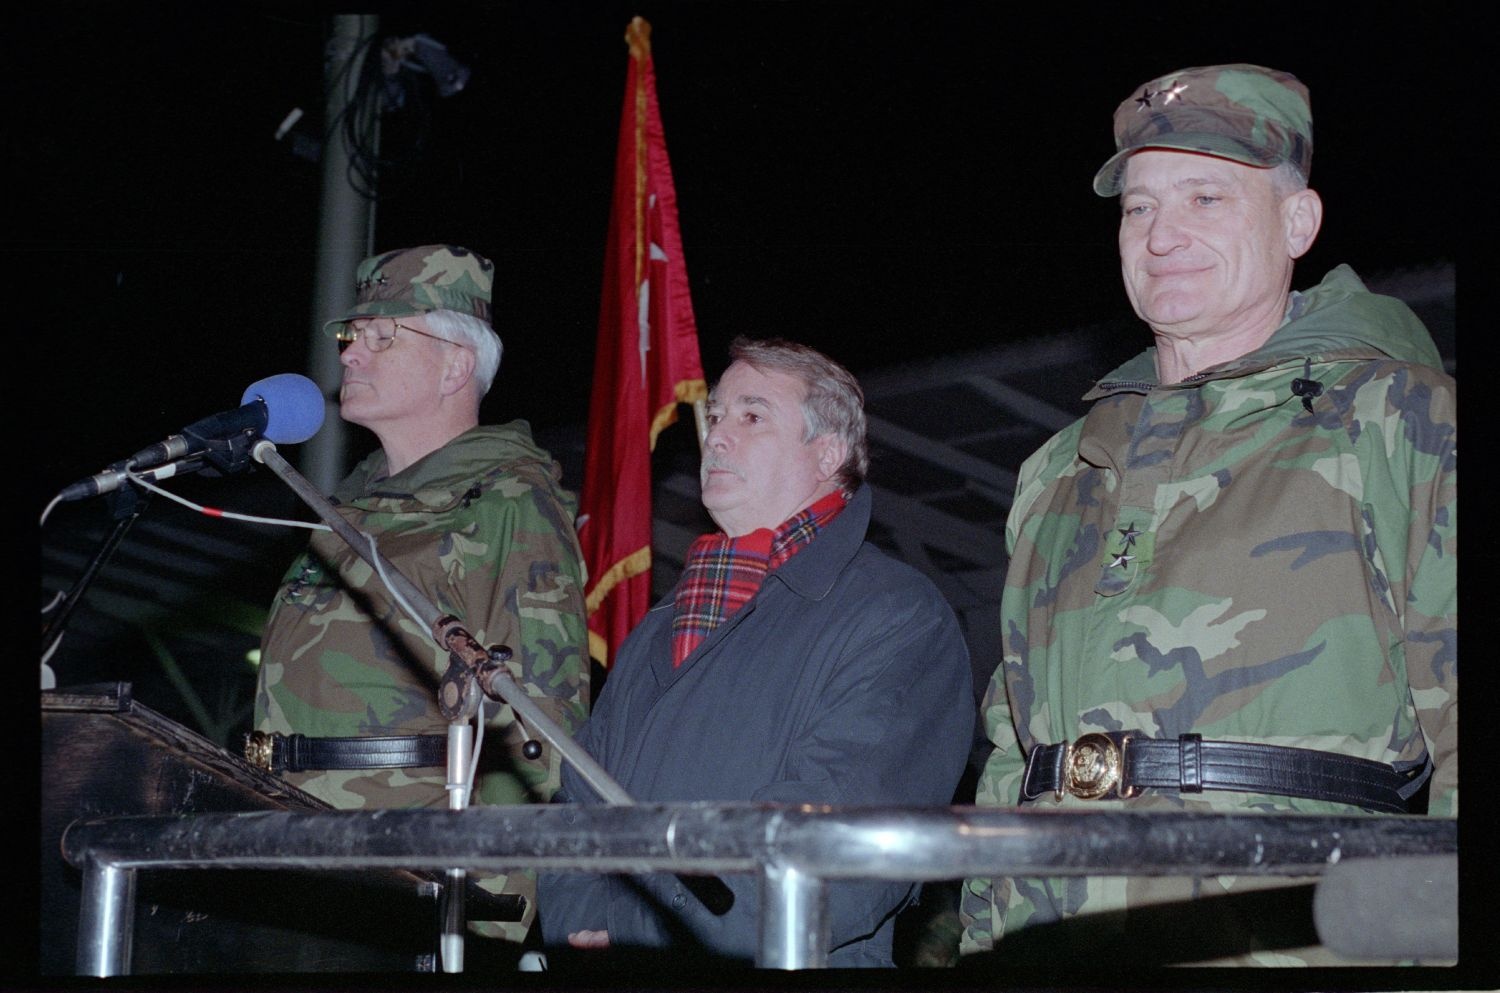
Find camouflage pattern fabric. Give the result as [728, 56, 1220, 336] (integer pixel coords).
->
[325, 243, 495, 331]
[255, 422, 590, 942]
[1093, 64, 1313, 197]
[959, 266, 1456, 966]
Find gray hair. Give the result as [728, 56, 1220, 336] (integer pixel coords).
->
[725, 336, 869, 489]
[424, 309, 502, 395]
[1268, 159, 1309, 199]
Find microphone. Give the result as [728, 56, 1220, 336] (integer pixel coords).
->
[58, 455, 208, 503]
[128, 373, 325, 470]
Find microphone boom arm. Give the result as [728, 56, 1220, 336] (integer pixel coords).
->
[251, 440, 632, 805]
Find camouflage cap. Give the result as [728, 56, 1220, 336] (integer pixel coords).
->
[323, 244, 494, 334]
[1093, 64, 1312, 197]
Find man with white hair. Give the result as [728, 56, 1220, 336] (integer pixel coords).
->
[960, 64, 1456, 966]
[250, 244, 589, 945]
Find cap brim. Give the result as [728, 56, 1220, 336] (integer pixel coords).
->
[1092, 134, 1283, 196]
[321, 301, 436, 336]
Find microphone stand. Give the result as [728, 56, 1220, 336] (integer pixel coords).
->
[251, 441, 642, 972]
[43, 434, 252, 676]
[40, 456, 209, 668]
[43, 479, 148, 665]
[252, 441, 630, 800]
[50, 437, 734, 967]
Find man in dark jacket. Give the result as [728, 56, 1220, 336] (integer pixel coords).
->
[539, 337, 975, 966]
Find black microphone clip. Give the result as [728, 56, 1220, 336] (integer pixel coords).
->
[128, 396, 271, 474]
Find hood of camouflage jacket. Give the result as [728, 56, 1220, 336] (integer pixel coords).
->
[333, 421, 562, 512]
[1086, 264, 1443, 398]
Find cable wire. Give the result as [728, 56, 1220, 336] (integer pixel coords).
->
[39, 493, 65, 528]
[328, 28, 443, 203]
[124, 472, 332, 531]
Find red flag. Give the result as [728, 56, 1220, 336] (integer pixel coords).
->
[580, 17, 706, 668]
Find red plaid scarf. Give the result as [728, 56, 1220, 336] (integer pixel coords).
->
[671, 490, 849, 667]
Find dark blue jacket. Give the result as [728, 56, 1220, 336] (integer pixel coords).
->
[538, 485, 975, 966]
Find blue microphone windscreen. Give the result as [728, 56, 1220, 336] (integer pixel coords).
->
[241, 373, 326, 444]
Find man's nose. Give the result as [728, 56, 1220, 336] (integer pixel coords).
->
[704, 420, 731, 451]
[1146, 208, 1190, 255]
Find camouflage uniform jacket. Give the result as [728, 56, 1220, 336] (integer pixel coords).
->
[959, 266, 1456, 959]
[255, 421, 590, 812]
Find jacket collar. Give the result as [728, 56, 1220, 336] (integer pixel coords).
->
[646, 483, 872, 686]
[765, 483, 870, 601]
[654, 484, 871, 605]
[334, 421, 546, 507]
[1083, 265, 1441, 401]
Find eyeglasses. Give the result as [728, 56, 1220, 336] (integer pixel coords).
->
[335, 318, 463, 354]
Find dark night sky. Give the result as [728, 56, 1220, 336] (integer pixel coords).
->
[32, 2, 1459, 502]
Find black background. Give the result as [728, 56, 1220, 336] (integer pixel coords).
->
[30, 2, 1458, 498]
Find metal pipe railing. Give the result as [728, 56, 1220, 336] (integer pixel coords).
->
[62, 803, 1456, 973]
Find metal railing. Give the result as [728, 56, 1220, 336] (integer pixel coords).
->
[61, 802, 1456, 973]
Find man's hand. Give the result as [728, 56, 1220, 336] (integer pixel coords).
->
[568, 929, 610, 949]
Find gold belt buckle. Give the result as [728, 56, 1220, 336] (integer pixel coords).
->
[244, 730, 275, 771]
[1063, 732, 1125, 800]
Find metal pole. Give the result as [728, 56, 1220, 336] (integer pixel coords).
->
[304, 12, 379, 493]
[440, 721, 473, 973]
[757, 863, 828, 969]
[62, 806, 1458, 971]
[63, 806, 1458, 879]
[75, 860, 135, 977]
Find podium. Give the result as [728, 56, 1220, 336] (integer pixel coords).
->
[41, 683, 515, 974]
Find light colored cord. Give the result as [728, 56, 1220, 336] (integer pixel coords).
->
[39, 493, 65, 527]
[124, 471, 332, 531]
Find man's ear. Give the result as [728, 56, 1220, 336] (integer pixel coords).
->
[1282, 187, 1323, 260]
[814, 433, 847, 483]
[439, 345, 477, 397]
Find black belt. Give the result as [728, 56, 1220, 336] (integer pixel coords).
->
[243, 731, 447, 774]
[1019, 732, 1431, 814]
